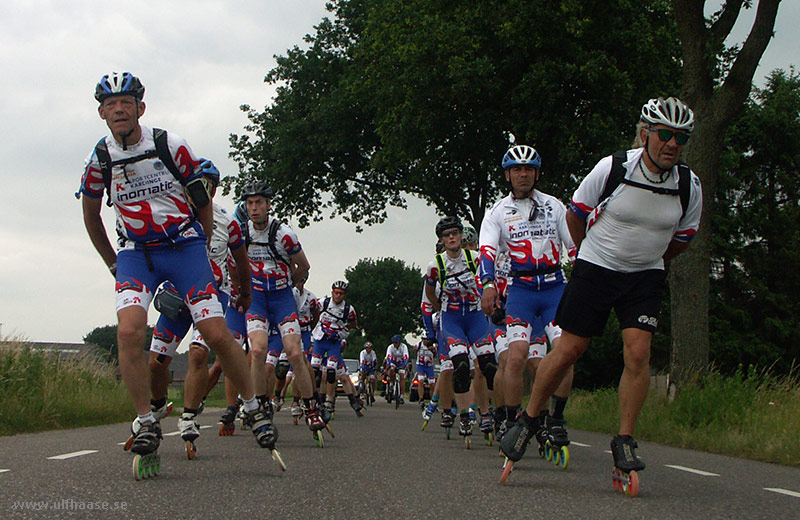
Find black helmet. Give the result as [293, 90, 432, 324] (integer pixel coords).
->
[435, 216, 463, 238]
[240, 180, 273, 201]
[95, 72, 145, 103]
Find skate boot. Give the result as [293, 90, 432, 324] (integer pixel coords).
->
[130, 420, 162, 480]
[131, 420, 162, 455]
[348, 395, 365, 417]
[152, 401, 174, 421]
[305, 402, 326, 431]
[493, 407, 507, 442]
[290, 401, 303, 425]
[610, 435, 644, 497]
[246, 405, 278, 450]
[479, 412, 494, 446]
[324, 399, 335, 420]
[179, 412, 199, 460]
[219, 406, 237, 436]
[610, 435, 645, 473]
[459, 412, 473, 449]
[440, 409, 455, 439]
[469, 409, 477, 426]
[499, 411, 544, 463]
[548, 417, 570, 447]
[422, 401, 438, 421]
[237, 404, 250, 431]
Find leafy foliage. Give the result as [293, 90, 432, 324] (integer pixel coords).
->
[710, 69, 800, 374]
[227, 0, 680, 229]
[341, 257, 423, 358]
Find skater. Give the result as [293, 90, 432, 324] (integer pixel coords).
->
[383, 335, 409, 404]
[501, 98, 702, 489]
[359, 342, 378, 404]
[425, 216, 494, 447]
[240, 181, 327, 435]
[79, 73, 276, 475]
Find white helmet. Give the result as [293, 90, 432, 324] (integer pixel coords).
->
[640, 97, 694, 132]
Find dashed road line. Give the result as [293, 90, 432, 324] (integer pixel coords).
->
[48, 450, 98, 460]
[0, 469, 10, 474]
[664, 464, 719, 477]
[764, 488, 800, 499]
[570, 441, 590, 447]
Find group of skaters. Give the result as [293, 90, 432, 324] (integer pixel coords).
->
[408, 97, 702, 485]
[79, 72, 372, 472]
[79, 71, 703, 485]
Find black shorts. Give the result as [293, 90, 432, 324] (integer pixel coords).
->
[554, 259, 667, 338]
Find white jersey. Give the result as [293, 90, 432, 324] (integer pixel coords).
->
[386, 343, 409, 364]
[359, 349, 377, 369]
[425, 250, 482, 312]
[479, 190, 575, 290]
[415, 343, 435, 367]
[570, 148, 702, 272]
[246, 218, 302, 291]
[293, 287, 320, 331]
[311, 297, 357, 341]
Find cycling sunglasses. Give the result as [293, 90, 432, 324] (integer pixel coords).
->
[650, 128, 690, 146]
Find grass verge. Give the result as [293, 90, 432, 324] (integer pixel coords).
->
[0, 340, 134, 436]
[565, 366, 800, 467]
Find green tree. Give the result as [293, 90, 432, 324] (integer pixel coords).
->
[84, 325, 155, 365]
[342, 257, 423, 359]
[710, 68, 800, 374]
[669, 0, 782, 388]
[227, 0, 680, 229]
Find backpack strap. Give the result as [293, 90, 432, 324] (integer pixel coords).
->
[94, 137, 114, 207]
[600, 150, 691, 218]
[599, 150, 629, 204]
[95, 128, 186, 207]
[464, 249, 478, 276]
[152, 128, 183, 184]
[267, 218, 289, 264]
[435, 253, 447, 287]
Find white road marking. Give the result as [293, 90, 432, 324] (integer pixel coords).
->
[48, 450, 98, 460]
[665, 464, 719, 477]
[0, 469, 10, 473]
[604, 450, 612, 454]
[166, 425, 213, 437]
[764, 488, 800, 499]
[570, 441, 590, 447]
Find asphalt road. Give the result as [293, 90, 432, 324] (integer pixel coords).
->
[1, 398, 798, 519]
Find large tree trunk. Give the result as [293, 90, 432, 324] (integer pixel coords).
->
[669, 0, 781, 392]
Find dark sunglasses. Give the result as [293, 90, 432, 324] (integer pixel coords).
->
[528, 200, 539, 222]
[440, 229, 461, 237]
[650, 128, 690, 145]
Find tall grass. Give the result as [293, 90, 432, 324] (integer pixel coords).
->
[566, 365, 800, 466]
[0, 340, 134, 436]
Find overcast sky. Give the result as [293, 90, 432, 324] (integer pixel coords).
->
[0, 1, 797, 345]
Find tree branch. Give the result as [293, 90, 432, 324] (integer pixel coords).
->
[674, 0, 715, 101]
[710, 0, 746, 45]
[717, 0, 782, 121]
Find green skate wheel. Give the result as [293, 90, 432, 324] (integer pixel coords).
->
[558, 446, 569, 469]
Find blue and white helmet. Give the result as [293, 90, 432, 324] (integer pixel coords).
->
[641, 97, 694, 132]
[502, 145, 541, 169]
[95, 72, 145, 103]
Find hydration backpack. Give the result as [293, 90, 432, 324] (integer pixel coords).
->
[435, 249, 479, 288]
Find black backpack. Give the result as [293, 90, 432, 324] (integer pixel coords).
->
[94, 128, 186, 207]
[321, 297, 352, 324]
[600, 150, 691, 218]
[242, 218, 290, 265]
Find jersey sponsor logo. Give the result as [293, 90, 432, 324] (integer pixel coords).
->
[116, 180, 174, 202]
[638, 315, 658, 327]
[153, 160, 165, 171]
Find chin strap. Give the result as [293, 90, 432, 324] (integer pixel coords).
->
[643, 135, 670, 173]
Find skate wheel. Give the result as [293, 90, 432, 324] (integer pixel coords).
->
[499, 459, 514, 484]
[612, 468, 623, 491]
[219, 423, 234, 436]
[325, 424, 335, 438]
[558, 446, 569, 469]
[552, 446, 561, 466]
[314, 430, 324, 448]
[544, 442, 553, 461]
[465, 436, 471, 450]
[445, 427, 451, 440]
[485, 432, 493, 446]
[421, 420, 429, 432]
[537, 445, 545, 459]
[132, 455, 143, 480]
[123, 435, 134, 452]
[185, 440, 197, 460]
[293, 417, 299, 426]
[271, 449, 287, 471]
[625, 470, 640, 497]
